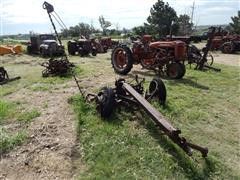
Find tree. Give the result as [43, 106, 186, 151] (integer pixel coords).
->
[229, 11, 240, 34]
[147, 0, 179, 37]
[177, 14, 193, 35]
[99, 15, 112, 35]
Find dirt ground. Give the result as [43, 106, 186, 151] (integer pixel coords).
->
[0, 49, 239, 179]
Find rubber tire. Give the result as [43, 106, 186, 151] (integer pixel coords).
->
[92, 50, 97, 56]
[111, 45, 133, 75]
[149, 77, 167, 105]
[67, 41, 76, 55]
[97, 87, 115, 118]
[40, 48, 47, 57]
[166, 62, 185, 79]
[221, 42, 235, 54]
[27, 45, 33, 54]
[178, 63, 186, 78]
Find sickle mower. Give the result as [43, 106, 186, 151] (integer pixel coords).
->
[74, 75, 208, 157]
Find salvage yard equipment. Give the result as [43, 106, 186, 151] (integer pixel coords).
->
[0, 67, 21, 85]
[27, 34, 64, 57]
[42, 1, 74, 77]
[0, 45, 23, 56]
[111, 35, 186, 79]
[68, 36, 97, 56]
[81, 76, 208, 157]
[192, 27, 221, 72]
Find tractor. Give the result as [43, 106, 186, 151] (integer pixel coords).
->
[67, 36, 97, 57]
[27, 34, 64, 57]
[111, 35, 186, 79]
[99, 37, 119, 50]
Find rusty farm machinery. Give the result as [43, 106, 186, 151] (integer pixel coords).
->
[0, 67, 21, 85]
[187, 27, 221, 72]
[75, 75, 208, 157]
[41, 1, 74, 77]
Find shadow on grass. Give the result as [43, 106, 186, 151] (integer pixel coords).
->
[130, 70, 209, 90]
[138, 112, 222, 179]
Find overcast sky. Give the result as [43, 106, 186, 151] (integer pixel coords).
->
[0, 0, 239, 35]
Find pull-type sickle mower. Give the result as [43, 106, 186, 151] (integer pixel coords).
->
[76, 76, 208, 157]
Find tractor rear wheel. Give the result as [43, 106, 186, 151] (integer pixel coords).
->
[96, 87, 115, 118]
[148, 77, 166, 105]
[67, 41, 76, 55]
[221, 42, 235, 54]
[166, 62, 185, 79]
[111, 45, 133, 75]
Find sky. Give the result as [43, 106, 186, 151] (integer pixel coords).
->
[0, 0, 239, 35]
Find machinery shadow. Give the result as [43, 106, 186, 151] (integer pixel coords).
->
[130, 70, 209, 90]
[136, 111, 218, 179]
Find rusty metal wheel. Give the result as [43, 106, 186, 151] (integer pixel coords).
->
[148, 77, 166, 105]
[111, 45, 133, 75]
[96, 87, 116, 118]
[221, 42, 234, 54]
[166, 62, 185, 79]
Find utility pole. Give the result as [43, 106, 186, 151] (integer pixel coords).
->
[190, 0, 195, 25]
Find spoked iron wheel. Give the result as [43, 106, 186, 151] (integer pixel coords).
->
[148, 77, 167, 105]
[111, 45, 133, 75]
[204, 53, 214, 66]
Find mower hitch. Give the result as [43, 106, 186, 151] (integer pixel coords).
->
[0, 67, 21, 85]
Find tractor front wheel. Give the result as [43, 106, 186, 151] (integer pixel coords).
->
[221, 42, 235, 54]
[67, 41, 76, 55]
[166, 62, 185, 79]
[111, 45, 133, 75]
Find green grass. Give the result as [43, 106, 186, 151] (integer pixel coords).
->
[70, 64, 240, 179]
[0, 128, 27, 154]
[17, 109, 41, 123]
[0, 100, 16, 124]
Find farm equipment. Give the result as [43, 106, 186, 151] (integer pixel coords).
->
[211, 27, 240, 54]
[188, 27, 221, 71]
[99, 37, 119, 50]
[0, 45, 22, 56]
[0, 67, 21, 85]
[68, 36, 97, 56]
[111, 35, 186, 79]
[41, 1, 74, 77]
[27, 34, 64, 57]
[78, 76, 208, 157]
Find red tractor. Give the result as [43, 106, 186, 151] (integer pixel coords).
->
[111, 35, 186, 79]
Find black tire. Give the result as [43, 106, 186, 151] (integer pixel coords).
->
[149, 77, 167, 105]
[27, 45, 33, 54]
[67, 41, 76, 55]
[97, 87, 115, 118]
[166, 62, 185, 79]
[78, 48, 85, 57]
[111, 45, 133, 75]
[40, 48, 47, 57]
[92, 50, 97, 56]
[178, 63, 186, 78]
[221, 42, 235, 54]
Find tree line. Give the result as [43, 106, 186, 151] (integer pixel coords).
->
[60, 0, 240, 38]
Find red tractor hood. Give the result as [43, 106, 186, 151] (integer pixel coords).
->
[149, 41, 185, 49]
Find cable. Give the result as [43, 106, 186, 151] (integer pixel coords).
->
[54, 11, 68, 30]
[52, 13, 67, 31]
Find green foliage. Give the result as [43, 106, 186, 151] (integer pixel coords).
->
[0, 100, 15, 124]
[229, 11, 240, 34]
[147, 0, 179, 37]
[0, 128, 27, 153]
[99, 15, 112, 35]
[178, 14, 193, 35]
[17, 109, 41, 123]
[61, 23, 99, 38]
